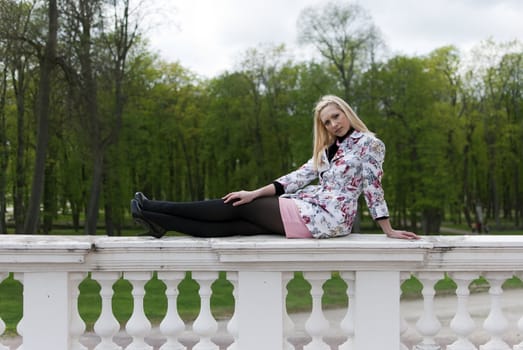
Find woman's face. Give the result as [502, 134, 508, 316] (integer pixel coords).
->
[319, 104, 351, 138]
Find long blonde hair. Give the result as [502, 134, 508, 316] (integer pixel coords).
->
[312, 95, 371, 170]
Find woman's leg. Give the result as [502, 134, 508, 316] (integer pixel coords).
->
[142, 197, 285, 235]
[142, 210, 281, 237]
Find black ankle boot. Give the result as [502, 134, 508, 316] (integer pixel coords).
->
[130, 199, 166, 238]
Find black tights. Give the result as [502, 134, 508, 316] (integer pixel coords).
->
[141, 197, 285, 237]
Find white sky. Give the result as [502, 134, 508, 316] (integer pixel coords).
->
[144, 0, 523, 78]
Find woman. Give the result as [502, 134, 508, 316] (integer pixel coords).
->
[131, 95, 418, 240]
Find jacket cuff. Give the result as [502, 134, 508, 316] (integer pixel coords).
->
[273, 181, 285, 196]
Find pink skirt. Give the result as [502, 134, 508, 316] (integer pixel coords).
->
[279, 198, 313, 238]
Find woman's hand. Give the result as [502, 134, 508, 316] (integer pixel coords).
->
[223, 184, 277, 206]
[377, 218, 420, 240]
[222, 190, 257, 206]
[386, 229, 420, 240]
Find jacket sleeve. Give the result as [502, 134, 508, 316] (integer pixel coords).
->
[361, 137, 390, 219]
[275, 158, 318, 194]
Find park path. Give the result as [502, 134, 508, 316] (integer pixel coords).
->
[440, 226, 473, 235]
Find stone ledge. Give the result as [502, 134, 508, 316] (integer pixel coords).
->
[0, 234, 522, 272]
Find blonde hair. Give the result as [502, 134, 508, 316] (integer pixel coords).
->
[312, 95, 371, 170]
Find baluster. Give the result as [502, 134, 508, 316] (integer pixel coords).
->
[513, 272, 523, 350]
[516, 318, 523, 350]
[157, 271, 187, 350]
[16, 318, 24, 350]
[0, 316, 6, 350]
[92, 272, 122, 350]
[0, 273, 9, 350]
[447, 272, 477, 350]
[303, 271, 330, 350]
[414, 272, 443, 350]
[400, 272, 411, 350]
[226, 272, 238, 350]
[192, 271, 219, 350]
[479, 272, 511, 350]
[124, 272, 153, 350]
[70, 272, 88, 350]
[339, 271, 355, 350]
[13, 273, 24, 350]
[282, 272, 296, 350]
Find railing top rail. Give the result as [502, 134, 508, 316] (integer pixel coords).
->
[0, 234, 522, 272]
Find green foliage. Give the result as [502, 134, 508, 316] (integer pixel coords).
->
[0, 0, 522, 234]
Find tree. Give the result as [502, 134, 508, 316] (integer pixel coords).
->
[297, 1, 382, 101]
[463, 40, 523, 231]
[425, 47, 467, 228]
[0, 0, 41, 232]
[205, 71, 257, 196]
[0, 41, 8, 234]
[124, 59, 208, 202]
[236, 45, 298, 182]
[24, 0, 58, 233]
[372, 54, 456, 233]
[99, 0, 141, 235]
[498, 52, 523, 227]
[60, 0, 142, 234]
[204, 45, 310, 196]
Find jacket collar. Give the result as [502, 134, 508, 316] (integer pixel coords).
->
[349, 130, 365, 140]
[319, 130, 368, 172]
[332, 130, 366, 159]
[336, 130, 365, 148]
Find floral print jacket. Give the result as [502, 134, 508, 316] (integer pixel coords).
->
[275, 131, 389, 239]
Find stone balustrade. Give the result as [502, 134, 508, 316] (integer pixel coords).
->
[0, 234, 522, 349]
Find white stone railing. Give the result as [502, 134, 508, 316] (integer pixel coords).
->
[1, 234, 523, 349]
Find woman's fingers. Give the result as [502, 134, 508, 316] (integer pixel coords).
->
[222, 191, 252, 206]
[388, 230, 420, 240]
[222, 192, 239, 203]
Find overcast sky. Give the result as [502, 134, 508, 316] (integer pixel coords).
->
[144, 0, 523, 78]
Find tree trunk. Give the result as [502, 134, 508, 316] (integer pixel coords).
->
[409, 211, 418, 233]
[76, 0, 101, 235]
[85, 152, 103, 235]
[80, 0, 136, 234]
[421, 208, 442, 234]
[42, 161, 56, 234]
[462, 123, 474, 231]
[24, 0, 58, 233]
[13, 66, 26, 233]
[72, 202, 81, 232]
[516, 167, 520, 228]
[0, 65, 8, 234]
[485, 123, 500, 230]
[103, 160, 114, 236]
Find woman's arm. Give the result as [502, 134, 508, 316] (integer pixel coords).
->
[222, 184, 276, 206]
[361, 138, 390, 219]
[222, 157, 317, 207]
[377, 218, 420, 240]
[274, 158, 318, 194]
